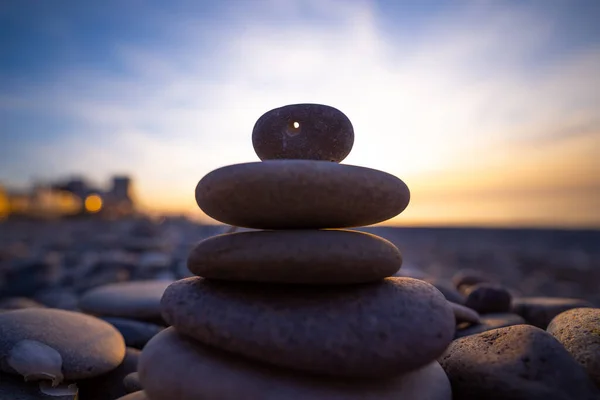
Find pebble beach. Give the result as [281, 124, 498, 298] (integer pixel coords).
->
[0, 102, 598, 399]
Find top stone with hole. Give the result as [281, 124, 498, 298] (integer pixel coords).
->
[252, 104, 354, 162]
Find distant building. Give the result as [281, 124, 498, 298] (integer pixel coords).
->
[1, 175, 137, 219]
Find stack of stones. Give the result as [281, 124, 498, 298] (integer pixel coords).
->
[139, 104, 455, 399]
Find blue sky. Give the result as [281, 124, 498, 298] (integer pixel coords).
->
[1, 0, 599, 226]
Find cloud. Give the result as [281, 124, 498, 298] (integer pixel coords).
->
[1, 0, 599, 225]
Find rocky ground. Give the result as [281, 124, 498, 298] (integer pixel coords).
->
[0, 216, 598, 399]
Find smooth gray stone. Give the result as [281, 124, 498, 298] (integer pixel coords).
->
[512, 297, 594, 329]
[0, 309, 125, 380]
[440, 324, 600, 400]
[123, 372, 142, 393]
[455, 313, 525, 339]
[252, 103, 354, 163]
[78, 347, 140, 400]
[79, 280, 173, 320]
[0, 372, 77, 400]
[451, 269, 492, 293]
[464, 283, 512, 314]
[161, 277, 454, 378]
[139, 327, 451, 400]
[101, 317, 164, 349]
[195, 160, 410, 229]
[449, 302, 480, 325]
[547, 308, 600, 388]
[0, 297, 46, 310]
[424, 278, 465, 304]
[34, 289, 79, 311]
[187, 230, 402, 284]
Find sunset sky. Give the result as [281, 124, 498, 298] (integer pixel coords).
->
[1, 0, 599, 228]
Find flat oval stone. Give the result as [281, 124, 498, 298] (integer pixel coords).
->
[161, 277, 454, 378]
[252, 104, 354, 162]
[139, 327, 451, 400]
[196, 161, 410, 229]
[547, 308, 600, 388]
[79, 280, 173, 320]
[0, 309, 125, 380]
[187, 230, 402, 284]
[512, 296, 593, 329]
[440, 324, 600, 399]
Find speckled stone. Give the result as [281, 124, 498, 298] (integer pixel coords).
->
[440, 324, 600, 400]
[123, 372, 143, 393]
[547, 308, 600, 388]
[455, 313, 525, 339]
[187, 230, 402, 284]
[78, 347, 140, 400]
[252, 104, 354, 162]
[0, 309, 125, 380]
[139, 327, 452, 400]
[79, 280, 173, 321]
[512, 297, 593, 329]
[0, 372, 77, 400]
[101, 317, 164, 349]
[161, 277, 454, 378]
[464, 283, 512, 314]
[195, 160, 410, 229]
[449, 302, 480, 325]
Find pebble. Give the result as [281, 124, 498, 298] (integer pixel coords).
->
[187, 230, 402, 284]
[547, 307, 600, 388]
[139, 327, 451, 400]
[34, 289, 79, 311]
[463, 283, 512, 314]
[451, 269, 491, 293]
[251, 103, 354, 163]
[79, 280, 173, 321]
[123, 372, 143, 393]
[161, 277, 454, 378]
[1, 261, 59, 297]
[0, 372, 77, 400]
[0, 308, 125, 380]
[512, 296, 594, 328]
[424, 278, 465, 304]
[116, 391, 149, 400]
[449, 301, 481, 325]
[455, 313, 525, 339]
[78, 347, 140, 400]
[0, 297, 46, 310]
[440, 324, 600, 399]
[195, 160, 410, 229]
[101, 317, 164, 349]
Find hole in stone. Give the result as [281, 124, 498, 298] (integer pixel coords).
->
[286, 120, 301, 136]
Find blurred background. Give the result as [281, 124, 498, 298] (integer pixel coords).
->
[0, 1, 598, 304]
